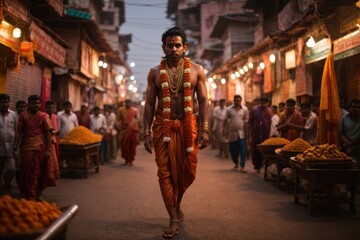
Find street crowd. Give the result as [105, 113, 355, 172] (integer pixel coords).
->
[0, 93, 141, 200]
[209, 96, 360, 172]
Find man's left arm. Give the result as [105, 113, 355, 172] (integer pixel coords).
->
[195, 64, 209, 149]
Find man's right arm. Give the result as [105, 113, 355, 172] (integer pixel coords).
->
[143, 67, 157, 153]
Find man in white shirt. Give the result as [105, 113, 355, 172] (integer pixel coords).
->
[90, 107, 108, 163]
[223, 95, 249, 173]
[58, 101, 79, 138]
[104, 105, 117, 160]
[0, 94, 17, 192]
[270, 105, 280, 137]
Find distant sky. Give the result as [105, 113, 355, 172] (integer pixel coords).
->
[121, 0, 174, 95]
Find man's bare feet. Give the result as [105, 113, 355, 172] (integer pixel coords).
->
[162, 219, 179, 239]
[177, 208, 184, 222]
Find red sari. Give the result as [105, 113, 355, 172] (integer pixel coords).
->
[152, 109, 198, 207]
[17, 111, 53, 199]
[118, 107, 138, 164]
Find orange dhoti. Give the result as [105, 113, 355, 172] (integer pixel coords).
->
[152, 109, 198, 207]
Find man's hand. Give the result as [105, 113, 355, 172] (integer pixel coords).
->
[198, 131, 209, 150]
[144, 135, 153, 154]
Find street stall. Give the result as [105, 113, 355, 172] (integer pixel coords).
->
[275, 138, 312, 188]
[59, 126, 102, 178]
[257, 137, 290, 181]
[290, 144, 360, 215]
[0, 195, 79, 240]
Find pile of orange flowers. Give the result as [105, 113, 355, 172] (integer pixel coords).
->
[260, 137, 291, 146]
[0, 195, 62, 236]
[59, 126, 102, 145]
[282, 138, 312, 152]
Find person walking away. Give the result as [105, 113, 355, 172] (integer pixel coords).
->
[269, 105, 280, 137]
[223, 95, 249, 172]
[286, 101, 317, 145]
[340, 99, 360, 166]
[90, 107, 108, 163]
[277, 98, 303, 141]
[213, 99, 228, 158]
[118, 99, 138, 166]
[0, 94, 17, 193]
[45, 100, 60, 186]
[249, 97, 272, 173]
[143, 26, 209, 239]
[14, 95, 53, 200]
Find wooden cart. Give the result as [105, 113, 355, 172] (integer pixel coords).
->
[290, 158, 360, 215]
[275, 149, 301, 188]
[59, 142, 101, 178]
[257, 144, 286, 181]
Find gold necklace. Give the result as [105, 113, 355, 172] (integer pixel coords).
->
[165, 59, 184, 98]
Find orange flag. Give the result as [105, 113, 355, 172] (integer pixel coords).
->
[317, 51, 340, 146]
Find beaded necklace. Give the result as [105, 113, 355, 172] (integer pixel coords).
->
[160, 57, 194, 152]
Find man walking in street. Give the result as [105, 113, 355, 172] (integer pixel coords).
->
[143, 26, 209, 239]
[117, 99, 138, 166]
[14, 95, 53, 200]
[223, 95, 249, 173]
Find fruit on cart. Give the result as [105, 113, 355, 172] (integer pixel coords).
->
[295, 143, 348, 162]
[0, 195, 62, 236]
[59, 126, 102, 145]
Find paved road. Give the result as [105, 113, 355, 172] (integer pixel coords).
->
[12, 145, 360, 239]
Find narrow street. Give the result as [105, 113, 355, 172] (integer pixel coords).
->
[40, 144, 360, 240]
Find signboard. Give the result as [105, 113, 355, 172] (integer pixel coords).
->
[29, 21, 66, 67]
[333, 30, 360, 61]
[46, 0, 64, 16]
[0, 21, 19, 52]
[285, 49, 296, 69]
[305, 38, 331, 64]
[4, 0, 29, 23]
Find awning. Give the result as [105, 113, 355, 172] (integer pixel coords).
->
[94, 85, 106, 93]
[70, 74, 88, 85]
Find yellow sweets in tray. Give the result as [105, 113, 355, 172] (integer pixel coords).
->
[260, 137, 291, 146]
[0, 195, 62, 236]
[282, 138, 312, 152]
[295, 143, 348, 162]
[59, 126, 102, 145]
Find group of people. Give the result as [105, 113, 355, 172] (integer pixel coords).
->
[0, 92, 140, 200]
[210, 96, 360, 172]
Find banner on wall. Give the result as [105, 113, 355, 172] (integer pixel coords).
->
[305, 38, 331, 64]
[41, 68, 52, 111]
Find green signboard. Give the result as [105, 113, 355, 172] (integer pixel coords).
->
[65, 8, 92, 20]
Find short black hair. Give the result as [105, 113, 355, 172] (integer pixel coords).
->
[300, 101, 311, 109]
[0, 93, 10, 101]
[161, 26, 187, 45]
[28, 95, 41, 103]
[93, 106, 100, 111]
[278, 102, 285, 107]
[259, 97, 269, 103]
[63, 101, 72, 107]
[286, 98, 296, 106]
[46, 100, 56, 107]
[16, 100, 27, 108]
[234, 95, 242, 100]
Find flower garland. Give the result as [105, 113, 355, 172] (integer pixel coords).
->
[160, 57, 194, 152]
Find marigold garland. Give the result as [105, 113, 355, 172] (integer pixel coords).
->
[160, 57, 194, 152]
